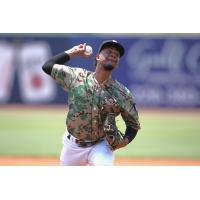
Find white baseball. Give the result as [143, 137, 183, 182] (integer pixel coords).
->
[85, 45, 93, 55]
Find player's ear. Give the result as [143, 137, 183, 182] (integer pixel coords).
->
[96, 54, 100, 61]
[94, 54, 100, 67]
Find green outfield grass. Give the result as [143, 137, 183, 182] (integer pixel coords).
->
[0, 106, 200, 159]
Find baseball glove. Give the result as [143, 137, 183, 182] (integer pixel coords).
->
[103, 113, 124, 150]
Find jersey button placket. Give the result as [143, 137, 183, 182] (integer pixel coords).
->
[91, 86, 101, 138]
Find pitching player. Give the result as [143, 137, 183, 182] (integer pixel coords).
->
[42, 40, 141, 166]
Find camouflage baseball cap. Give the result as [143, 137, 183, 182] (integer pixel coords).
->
[98, 40, 125, 57]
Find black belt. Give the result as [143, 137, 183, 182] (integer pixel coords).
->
[67, 134, 102, 147]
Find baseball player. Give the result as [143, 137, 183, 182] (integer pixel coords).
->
[42, 40, 141, 166]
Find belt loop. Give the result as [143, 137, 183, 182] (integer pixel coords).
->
[67, 134, 71, 140]
[67, 133, 75, 143]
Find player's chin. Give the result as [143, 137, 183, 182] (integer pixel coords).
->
[103, 62, 117, 71]
[103, 64, 115, 71]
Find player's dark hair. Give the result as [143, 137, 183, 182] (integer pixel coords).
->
[94, 58, 97, 66]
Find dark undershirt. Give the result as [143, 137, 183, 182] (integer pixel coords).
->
[42, 52, 70, 75]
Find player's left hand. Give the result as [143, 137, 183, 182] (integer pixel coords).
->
[106, 135, 129, 150]
[103, 113, 129, 151]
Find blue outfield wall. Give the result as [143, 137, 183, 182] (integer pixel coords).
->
[0, 34, 200, 107]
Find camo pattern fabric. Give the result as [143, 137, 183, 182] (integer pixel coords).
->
[103, 113, 124, 150]
[51, 64, 141, 141]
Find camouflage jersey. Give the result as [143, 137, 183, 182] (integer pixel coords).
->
[51, 64, 141, 141]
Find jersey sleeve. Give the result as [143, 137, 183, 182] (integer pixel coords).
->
[121, 87, 141, 131]
[51, 64, 77, 91]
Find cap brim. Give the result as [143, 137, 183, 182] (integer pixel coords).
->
[100, 41, 125, 57]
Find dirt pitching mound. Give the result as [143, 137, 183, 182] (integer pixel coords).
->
[0, 156, 200, 166]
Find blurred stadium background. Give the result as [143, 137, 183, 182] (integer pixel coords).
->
[0, 33, 200, 165]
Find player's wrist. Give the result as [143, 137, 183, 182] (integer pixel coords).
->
[65, 48, 78, 59]
[65, 49, 75, 59]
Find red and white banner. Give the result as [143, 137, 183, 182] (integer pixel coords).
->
[0, 41, 15, 102]
[18, 42, 56, 103]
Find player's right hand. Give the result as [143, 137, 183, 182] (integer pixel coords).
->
[65, 43, 92, 58]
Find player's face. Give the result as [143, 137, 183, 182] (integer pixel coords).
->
[98, 47, 120, 70]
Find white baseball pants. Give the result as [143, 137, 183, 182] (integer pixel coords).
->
[60, 130, 114, 166]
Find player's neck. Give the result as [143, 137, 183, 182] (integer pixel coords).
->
[94, 68, 112, 84]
